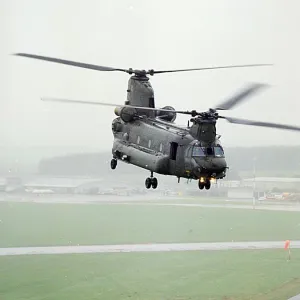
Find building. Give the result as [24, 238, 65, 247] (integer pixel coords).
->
[23, 176, 103, 194]
[242, 177, 300, 192]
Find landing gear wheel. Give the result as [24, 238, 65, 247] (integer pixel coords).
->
[205, 179, 211, 190]
[198, 180, 204, 190]
[145, 177, 152, 189]
[110, 159, 117, 170]
[151, 177, 158, 189]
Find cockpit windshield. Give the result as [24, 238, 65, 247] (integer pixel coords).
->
[192, 146, 224, 157]
[192, 146, 205, 157]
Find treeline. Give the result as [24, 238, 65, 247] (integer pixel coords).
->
[37, 146, 300, 178]
[38, 152, 112, 177]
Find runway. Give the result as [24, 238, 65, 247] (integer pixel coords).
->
[1, 241, 300, 256]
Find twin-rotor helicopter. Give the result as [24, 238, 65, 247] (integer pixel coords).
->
[14, 53, 300, 190]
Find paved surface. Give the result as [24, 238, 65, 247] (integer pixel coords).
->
[289, 295, 300, 300]
[1, 241, 300, 256]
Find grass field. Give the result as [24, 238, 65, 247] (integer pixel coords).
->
[1, 200, 300, 299]
[1, 250, 300, 300]
[1, 202, 300, 247]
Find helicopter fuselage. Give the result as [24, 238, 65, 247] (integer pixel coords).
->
[111, 116, 227, 181]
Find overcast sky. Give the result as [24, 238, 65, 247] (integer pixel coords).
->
[1, 0, 300, 151]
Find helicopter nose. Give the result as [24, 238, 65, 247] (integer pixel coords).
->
[194, 157, 227, 173]
[209, 157, 227, 172]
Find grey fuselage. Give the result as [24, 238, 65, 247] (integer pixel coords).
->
[111, 116, 227, 180]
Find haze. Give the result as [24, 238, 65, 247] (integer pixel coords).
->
[1, 0, 299, 152]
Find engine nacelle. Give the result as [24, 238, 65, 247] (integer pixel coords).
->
[156, 106, 177, 122]
[114, 106, 137, 122]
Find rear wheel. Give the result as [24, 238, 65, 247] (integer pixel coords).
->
[110, 159, 117, 169]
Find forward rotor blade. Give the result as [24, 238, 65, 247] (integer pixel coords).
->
[151, 64, 272, 74]
[213, 83, 269, 111]
[221, 116, 300, 132]
[41, 97, 194, 115]
[14, 53, 129, 73]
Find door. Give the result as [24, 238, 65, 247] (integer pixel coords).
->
[170, 142, 178, 161]
[169, 142, 184, 176]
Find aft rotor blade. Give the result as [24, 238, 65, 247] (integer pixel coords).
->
[220, 116, 300, 132]
[151, 64, 272, 75]
[14, 53, 129, 73]
[41, 97, 194, 115]
[213, 83, 269, 111]
[42, 97, 122, 107]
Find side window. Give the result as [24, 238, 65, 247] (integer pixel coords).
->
[160, 143, 163, 152]
[149, 97, 155, 108]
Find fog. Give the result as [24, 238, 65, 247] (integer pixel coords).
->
[2, 5, 300, 299]
[1, 0, 300, 155]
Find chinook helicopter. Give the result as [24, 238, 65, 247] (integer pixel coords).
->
[14, 53, 300, 190]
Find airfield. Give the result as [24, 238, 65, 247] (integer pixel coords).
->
[1, 193, 300, 300]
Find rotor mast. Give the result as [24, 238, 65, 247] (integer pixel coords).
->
[125, 73, 155, 117]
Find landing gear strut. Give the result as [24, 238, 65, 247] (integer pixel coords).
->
[198, 178, 211, 190]
[145, 171, 158, 189]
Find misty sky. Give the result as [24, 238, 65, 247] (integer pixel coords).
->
[1, 0, 300, 151]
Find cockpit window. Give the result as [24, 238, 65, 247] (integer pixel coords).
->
[192, 146, 224, 157]
[192, 146, 205, 157]
[214, 146, 224, 157]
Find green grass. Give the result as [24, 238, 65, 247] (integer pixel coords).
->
[1, 201, 300, 299]
[1, 250, 300, 300]
[1, 202, 300, 247]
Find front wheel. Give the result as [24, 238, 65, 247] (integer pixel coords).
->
[151, 177, 158, 189]
[145, 178, 152, 189]
[198, 180, 204, 190]
[205, 180, 211, 190]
